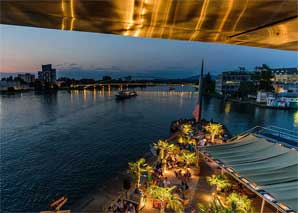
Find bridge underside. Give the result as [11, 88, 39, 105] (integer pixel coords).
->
[1, 0, 298, 51]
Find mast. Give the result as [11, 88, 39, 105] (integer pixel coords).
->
[198, 59, 204, 121]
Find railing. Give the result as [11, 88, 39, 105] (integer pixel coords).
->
[267, 125, 298, 136]
[230, 125, 298, 148]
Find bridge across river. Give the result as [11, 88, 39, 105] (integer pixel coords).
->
[70, 82, 198, 89]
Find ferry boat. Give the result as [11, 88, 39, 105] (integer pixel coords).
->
[115, 90, 137, 100]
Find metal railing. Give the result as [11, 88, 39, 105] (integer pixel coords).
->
[230, 125, 298, 148]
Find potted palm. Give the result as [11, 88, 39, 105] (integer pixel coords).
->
[226, 192, 252, 212]
[207, 174, 231, 193]
[128, 158, 147, 188]
[153, 140, 176, 171]
[181, 124, 192, 135]
[179, 150, 196, 167]
[204, 122, 224, 143]
[147, 185, 184, 213]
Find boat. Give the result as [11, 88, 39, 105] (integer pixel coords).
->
[115, 90, 137, 100]
[129, 91, 137, 97]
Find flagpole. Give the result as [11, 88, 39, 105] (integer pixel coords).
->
[197, 59, 204, 121]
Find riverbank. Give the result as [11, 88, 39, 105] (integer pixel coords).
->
[205, 93, 297, 110]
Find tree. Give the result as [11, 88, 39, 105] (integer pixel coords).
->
[198, 195, 237, 213]
[203, 72, 215, 94]
[226, 193, 252, 213]
[153, 140, 175, 170]
[181, 124, 192, 135]
[147, 185, 184, 213]
[204, 123, 224, 143]
[128, 158, 146, 188]
[167, 143, 180, 156]
[180, 150, 196, 167]
[102, 75, 112, 81]
[239, 81, 257, 98]
[253, 64, 274, 92]
[207, 174, 231, 192]
[154, 140, 170, 161]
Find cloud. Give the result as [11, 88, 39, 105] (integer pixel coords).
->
[54, 62, 82, 71]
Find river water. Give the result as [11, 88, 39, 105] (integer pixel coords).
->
[1, 86, 297, 212]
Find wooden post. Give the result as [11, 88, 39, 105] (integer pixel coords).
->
[260, 198, 265, 213]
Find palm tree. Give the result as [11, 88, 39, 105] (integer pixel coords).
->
[167, 193, 184, 213]
[167, 143, 180, 156]
[128, 158, 146, 188]
[226, 193, 252, 213]
[204, 122, 224, 143]
[153, 140, 170, 161]
[207, 174, 231, 193]
[147, 185, 184, 213]
[198, 195, 237, 213]
[153, 140, 176, 170]
[178, 135, 196, 146]
[180, 150, 196, 167]
[181, 124, 192, 135]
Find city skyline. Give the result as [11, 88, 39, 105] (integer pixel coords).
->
[1, 24, 297, 78]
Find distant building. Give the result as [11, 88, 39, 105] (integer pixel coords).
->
[274, 82, 298, 94]
[271, 67, 298, 84]
[215, 71, 252, 95]
[17, 73, 35, 83]
[0, 79, 32, 91]
[38, 64, 56, 84]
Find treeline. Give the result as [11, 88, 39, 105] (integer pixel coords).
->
[238, 65, 274, 98]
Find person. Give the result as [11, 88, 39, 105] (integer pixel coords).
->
[123, 200, 128, 211]
[147, 173, 152, 185]
[107, 206, 113, 213]
[178, 170, 182, 177]
[114, 199, 124, 212]
[125, 203, 136, 213]
[186, 169, 191, 179]
[158, 167, 163, 176]
[163, 177, 171, 187]
[174, 170, 179, 178]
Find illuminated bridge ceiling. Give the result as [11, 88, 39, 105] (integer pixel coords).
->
[1, 0, 298, 51]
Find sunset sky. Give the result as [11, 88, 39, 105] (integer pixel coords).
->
[1, 24, 297, 78]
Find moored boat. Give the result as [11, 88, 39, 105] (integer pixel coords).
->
[115, 90, 137, 100]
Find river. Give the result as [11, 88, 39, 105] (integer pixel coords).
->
[1, 86, 297, 212]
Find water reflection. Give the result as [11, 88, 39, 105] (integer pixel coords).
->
[224, 101, 231, 113]
[293, 111, 298, 127]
